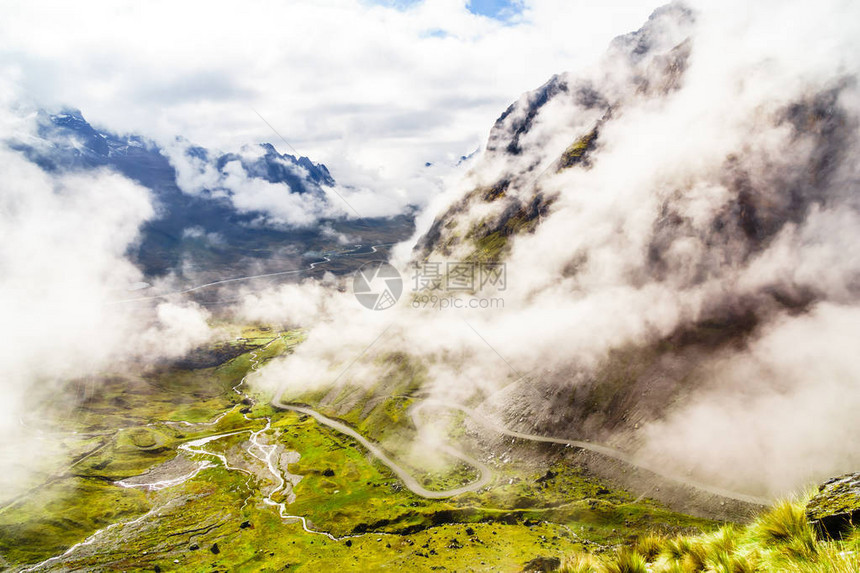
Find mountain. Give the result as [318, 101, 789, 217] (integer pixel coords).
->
[323, 0, 860, 505]
[5, 3, 860, 572]
[414, 3, 696, 262]
[13, 109, 413, 280]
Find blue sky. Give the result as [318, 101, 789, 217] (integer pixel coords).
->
[370, 0, 523, 21]
[465, 0, 523, 20]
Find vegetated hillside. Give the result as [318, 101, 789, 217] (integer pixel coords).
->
[408, 1, 860, 496]
[556, 490, 860, 572]
[0, 328, 720, 572]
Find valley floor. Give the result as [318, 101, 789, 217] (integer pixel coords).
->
[1, 327, 845, 572]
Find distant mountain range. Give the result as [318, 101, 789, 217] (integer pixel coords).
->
[12, 109, 413, 279]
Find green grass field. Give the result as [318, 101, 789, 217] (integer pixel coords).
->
[6, 326, 835, 572]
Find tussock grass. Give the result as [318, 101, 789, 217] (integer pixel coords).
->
[564, 498, 860, 573]
[602, 548, 648, 573]
[635, 532, 665, 561]
[560, 553, 600, 573]
[710, 524, 738, 554]
[679, 541, 708, 571]
[664, 536, 693, 561]
[707, 549, 760, 573]
[786, 544, 860, 573]
[755, 500, 812, 543]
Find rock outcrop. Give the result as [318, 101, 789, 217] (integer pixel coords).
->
[806, 473, 860, 539]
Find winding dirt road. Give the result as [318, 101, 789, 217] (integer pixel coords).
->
[415, 399, 769, 506]
[273, 394, 769, 506]
[273, 401, 492, 499]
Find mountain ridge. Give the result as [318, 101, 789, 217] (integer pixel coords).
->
[10, 108, 414, 279]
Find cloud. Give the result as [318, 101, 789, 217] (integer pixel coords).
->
[0, 0, 660, 214]
[4, 0, 856, 504]
[164, 140, 341, 227]
[0, 96, 214, 502]
[638, 303, 860, 495]
[242, 0, 860, 499]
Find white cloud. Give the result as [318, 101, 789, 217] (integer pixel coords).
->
[638, 303, 860, 495]
[0, 97, 214, 501]
[0, 0, 660, 215]
[164, 140, 342, 227]
[242, 0, 860, 499]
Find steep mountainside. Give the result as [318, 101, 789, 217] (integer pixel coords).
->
[414, 4, 695, 264]
[404, 1, 860, 497]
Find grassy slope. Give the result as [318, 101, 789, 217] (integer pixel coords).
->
[558, 499, 860, 572]
[1, 327, 721, 572]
